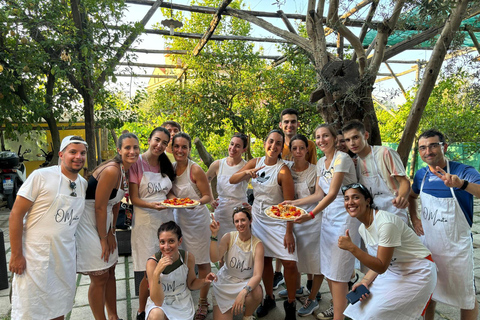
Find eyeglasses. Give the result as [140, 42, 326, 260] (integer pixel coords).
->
[233, 206, 250, 214]
[341, 183, 370, 195]
[418, 142, 443, 152]
[69, 180, 77, 197]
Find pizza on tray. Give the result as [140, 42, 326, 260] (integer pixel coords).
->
[265, 204, 307, 221]
[162, 198, 200, 208]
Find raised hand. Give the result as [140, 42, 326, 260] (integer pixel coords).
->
[210, 214, 220, 236]
[434, 166, 463, 189]
[338, 229, 355, 251]
[245, 166, 265, 179]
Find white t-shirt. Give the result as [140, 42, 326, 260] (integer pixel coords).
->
[285, 161, 317, 195]
[317, 151, 357, 189]
[357, 146, 406, 195]
[359, 210, 431, 263]
[18, 166, 87, 230]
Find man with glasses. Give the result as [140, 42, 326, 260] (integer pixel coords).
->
[342, 120, 410, 223]
[408, 129, 480, 320]
[9, 135, 88, 320]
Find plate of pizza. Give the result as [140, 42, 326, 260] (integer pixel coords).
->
[264, 204, 307, 221]
[161, 198, 200, 208]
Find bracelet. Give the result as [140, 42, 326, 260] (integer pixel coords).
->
[309, 211, 315, 219]
[210, 236, 218, 241]
[99, 234, 108, 239]
[460, 179, 469, 190]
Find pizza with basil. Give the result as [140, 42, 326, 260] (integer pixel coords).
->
[162, 198, 200, 208]
[265, 204, 307, 221]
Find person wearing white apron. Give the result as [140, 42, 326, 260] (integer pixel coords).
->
[408, 129, 480, 320]
[10, 136, 88, 319]
[170, 133, 213, 320]
[206, 133, 249, 240]
[340, 183, 437, 320]
[342, 120, 411, 224]
[230, 129, 297, 319]
[76, 133, 139, 320]
[280, 134, 322, 316]
[129, 127, 176, 320]
[291, 125, 359, 320]
[210, 207, 264, 320]
[145, 221, 217, 320]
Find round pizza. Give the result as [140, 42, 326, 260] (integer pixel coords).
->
[161, 198, 200, 208]
[264, 204, 307, 221]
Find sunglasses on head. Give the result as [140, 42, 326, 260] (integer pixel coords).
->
[341, 183, 369, 195]
[233, 206, 250, 214]
[69, 180, 77, 197]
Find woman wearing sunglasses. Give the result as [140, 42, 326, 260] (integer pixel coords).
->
[339, 183, 437, 319]
[207, 133, 249, 241]
[286, 124, 359, 319]
[209, 207, 264, 320]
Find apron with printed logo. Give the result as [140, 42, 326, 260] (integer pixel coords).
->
[419, 161, 475, 309]
[12, 167, 86, 319]
[132, 154, 174, 272]
[212, 232, 255, 313]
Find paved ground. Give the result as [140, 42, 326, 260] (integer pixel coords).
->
[1, 201, 480, 320]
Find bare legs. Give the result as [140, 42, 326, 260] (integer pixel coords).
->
[138, 274, 149, 314]
[280, 260, 298, 303]
[306, 274, 324, 301]
[87, 266, 119, 320]
[426, 300, 479, 320]
[197, 262, 212, 315]
[212, 285, 263, 320]
[326, 279, 348, 320]
[146, 307, 166, 320]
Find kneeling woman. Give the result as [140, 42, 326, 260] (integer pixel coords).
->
[145, 221, 217, 320]
[210, 207, 264, 320]
[338, 183, 437, 320]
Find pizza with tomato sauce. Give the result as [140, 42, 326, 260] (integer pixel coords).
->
[162, 198, 200, 208]
[264, 204, 307, 221]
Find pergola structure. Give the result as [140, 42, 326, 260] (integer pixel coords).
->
[115, 0, 480, 98]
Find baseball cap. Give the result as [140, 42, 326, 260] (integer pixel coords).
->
[60, 135, 88, 152]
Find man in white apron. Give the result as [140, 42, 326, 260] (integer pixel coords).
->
[408, 129, 480, 320]
[342, 120, 410, 223]
[9, 136, 88, 320]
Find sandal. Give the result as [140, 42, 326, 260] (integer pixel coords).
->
[194, 298, 209, 320]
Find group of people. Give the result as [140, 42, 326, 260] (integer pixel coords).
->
[8, 109, 480, 320]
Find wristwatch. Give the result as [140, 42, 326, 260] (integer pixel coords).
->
[243, 285, 252, 294]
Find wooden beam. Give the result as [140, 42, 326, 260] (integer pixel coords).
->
[277, 10, 297, 34]
[127, 48, 189, 54]
[466, 26, 480, 54]
[384, 61, 406, 98]
[114, 74, 178, 78]
[118, 62, 182, 68]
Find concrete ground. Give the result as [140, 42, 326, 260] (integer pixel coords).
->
[1, 201, 480, 320]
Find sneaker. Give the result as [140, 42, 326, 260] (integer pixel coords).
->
[298, 299, 319, 317]
[348, 273, 359, 291]
[317, 305, 334, 319]
[256, 295, 276, 318]
[278, 286, 309, 298]
[136, 312, 145, 320]
[283, 300, 297, 320]
[273, 271, 285, 289]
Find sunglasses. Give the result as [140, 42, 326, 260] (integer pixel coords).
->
[341, 183, 370, 195]
[233, 206, 250, 214]
[69, 180, 77, 197]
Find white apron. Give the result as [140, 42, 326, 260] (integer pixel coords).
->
[419, 161, 475, 309]
[172, 160, 210, 264]
[212, 232, 255, 313]
[145, 251, 195, 320]
[76, 175, 125, 272]
[357, 146, 409, 224]
[251, 157, 297, 261]
[214, 158, 248, 240]
[344, 212, 437, 320]
[287, 162, 321, 275]
[132, 154, 174, 272]
[12, 167, 86, 319]
[318, 153, 360, 281]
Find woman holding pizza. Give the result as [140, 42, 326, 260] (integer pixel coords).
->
[209, 207, 264, 320]
[206, 133, 249, 241]
[145, 221, 217, 320]
[129, 127, 176, 320]
[171, 132, 213, 320]
[286, 124, 359, 320]
[230, 129, 297, 319]
[339, 183, 436, 320]
[281, 134, 323, 317]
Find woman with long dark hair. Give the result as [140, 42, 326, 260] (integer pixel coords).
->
[129, 127, 176, 320]
[77, 132, 140, 320]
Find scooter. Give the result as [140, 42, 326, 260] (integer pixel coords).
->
[0, 146, 30, 209]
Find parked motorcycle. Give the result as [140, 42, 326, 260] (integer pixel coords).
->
[0, 146, 30, 209]
[38, 145, 54, 168]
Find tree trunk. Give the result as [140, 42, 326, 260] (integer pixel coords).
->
[194, 138, 217, 198]
[84, 95, 97, 171]
[44, 72, 60, 165]
[396, 0, 471, 166]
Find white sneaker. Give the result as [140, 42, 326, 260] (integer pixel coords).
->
[317, 304, 334, 319]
